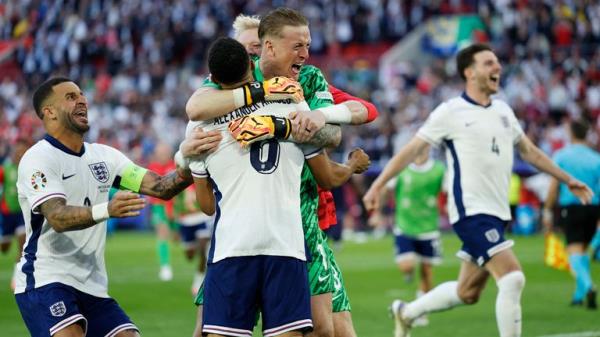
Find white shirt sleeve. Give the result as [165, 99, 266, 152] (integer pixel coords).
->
[300, 144, 323, 159]
[416, 102, 450, 146]
[102, 145, 134, 178]
[17, 152, 66, 214]
[189, 159, 208, 178]
[507, 108, 525, 144]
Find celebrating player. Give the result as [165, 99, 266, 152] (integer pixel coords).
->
[185, 9, 377, 337]
[14, 77, 196, 337]
[363, 43, 593, 337]
[186, 37, 369, 337]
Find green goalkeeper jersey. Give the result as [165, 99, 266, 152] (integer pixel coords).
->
[393, 159, 445, 237]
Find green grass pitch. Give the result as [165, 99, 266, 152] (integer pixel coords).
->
[1, 232, 599, 337]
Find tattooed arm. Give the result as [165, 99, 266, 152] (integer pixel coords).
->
[40, 198, 95, 232]
[40, 191, 146, 233]
[306, 124, 342, 148]
[138, 167, 194, 200]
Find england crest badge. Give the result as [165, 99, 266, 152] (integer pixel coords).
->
[49, 301, 66, 317]
[89, 162, 110, 183]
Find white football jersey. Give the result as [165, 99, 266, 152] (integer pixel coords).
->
[417, 93, 524, 224]
[15, 135, 132, 298]
[188, 100, 320, 263]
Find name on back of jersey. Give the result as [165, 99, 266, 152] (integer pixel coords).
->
[212, 99, 293, 126]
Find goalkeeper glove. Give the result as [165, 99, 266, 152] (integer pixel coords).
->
[236, 77, 304, 106]
[228, 115, 292, 148]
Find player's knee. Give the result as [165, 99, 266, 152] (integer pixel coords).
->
[457, 287, 482, 305]
[498, 270, 525, 293]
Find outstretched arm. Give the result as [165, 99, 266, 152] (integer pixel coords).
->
[39, 191, 146, 233]
[517, 135, 593, 204]
[138, 168, 193, 201]
[363, 137, 430, 211]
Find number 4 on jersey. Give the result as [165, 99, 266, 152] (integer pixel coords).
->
[491, 137, 500, 155]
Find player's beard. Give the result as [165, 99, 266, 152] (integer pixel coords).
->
[477, 74, 498, 96]
[63, 107, 90, 134]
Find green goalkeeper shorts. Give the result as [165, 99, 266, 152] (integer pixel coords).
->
[307, 229, 336, 296]
[329, 250, 351, 312]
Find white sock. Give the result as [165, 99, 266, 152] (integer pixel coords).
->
[495, 271, 525, 337]
[404, 281, 463, 321]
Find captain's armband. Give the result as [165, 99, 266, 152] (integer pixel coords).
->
[119, 164, 148, 192]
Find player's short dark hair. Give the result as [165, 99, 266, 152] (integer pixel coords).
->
[32, 77, 72, 119]
[570, 118, 590, 140]
[258, 7, 308, 40]
[208, 37, 250, 86]
[456, 43, 493, 81]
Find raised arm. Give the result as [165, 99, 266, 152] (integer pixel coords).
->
[39, 191, 146, 233]
[363, 137, 430, 211]
[517, 135, 593, 204]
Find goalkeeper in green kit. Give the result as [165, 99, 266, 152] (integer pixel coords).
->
[183, 8, 378, 337]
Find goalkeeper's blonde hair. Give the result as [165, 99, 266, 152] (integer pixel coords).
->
[233, 14, 260, 39]
[259, 8, 308, 40]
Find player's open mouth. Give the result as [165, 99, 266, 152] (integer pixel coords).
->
[490, 75, 499, 84]
[73, 109, 88, 123]
[291, 63, 302, 75]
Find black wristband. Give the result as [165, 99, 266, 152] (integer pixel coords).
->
[244, 81, 265, 105]
[272, 116, 291, 139]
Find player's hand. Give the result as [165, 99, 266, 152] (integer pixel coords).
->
[567, 178, 594, 204]
[347, 148, 370, 174]
[362, 186, 382, 213]
[289, 110, 326, 143]
[263, 77, 304, 102]
[108, 191, 146, 218]
[228, 115, 291, 148]
[242, 77, 304, 105]
[180, 127, 222, 157]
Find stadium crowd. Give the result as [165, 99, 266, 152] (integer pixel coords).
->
[1, 0, 600, 229]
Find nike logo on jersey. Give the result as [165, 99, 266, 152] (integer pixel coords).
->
[62, 173, 76, 180]
[465, 121, 476, 127]
[317, 274, 329, 283]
